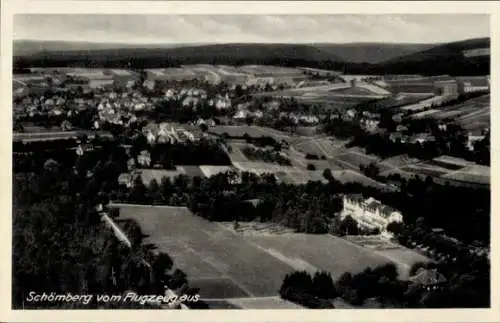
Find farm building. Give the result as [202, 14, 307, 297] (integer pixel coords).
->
[457, 77, 490, 94]
[388, 82, 436, 95]
[433, 80, 459, 96]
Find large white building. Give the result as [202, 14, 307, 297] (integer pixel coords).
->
[340, 194, 403, 236]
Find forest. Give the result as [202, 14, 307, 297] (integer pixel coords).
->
[12, 142, 206, 309]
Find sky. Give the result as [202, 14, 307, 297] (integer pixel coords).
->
[14, 14, 490, 44]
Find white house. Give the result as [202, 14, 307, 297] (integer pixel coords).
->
[340, 194, 403, 237]
[137, 150, 152, 167]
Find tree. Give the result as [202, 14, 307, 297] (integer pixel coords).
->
[387, 221, 404, 236]
[312, 271, 337, 299]
[338, 215, 359, 236]
[129, 177, 148, 204]
[109, 207, 120, 219]
[148, 179, 163, 204]
[307, 164, 317, 171]
[323, 168, 333, 181]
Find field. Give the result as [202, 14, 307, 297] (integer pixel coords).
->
[329, 86, 379, 96]
[400, 95, 448, 112]
[345, 235, 430, 278]
[400, 163, 451, 178]
[240, 65, 304, 76]
[432, 155, 475, 169]
[13, 130, 112, 142]
[246, 233, 410, 279]
[334, 151, 380, 170]
[233, 162, 296, 175]
[116, 205, 298, 298]
[210, 125, 292, 141]
[255, 83, 378, 107]
[366, 93, 433, 110]
[199, 165, 237, 178]
[292, 138, 343, 159]
[303, 160, 345, 171]
[114, 204, 430, 304]
[440, 165, 490, 185]
[408, 95, 490, 128]
[275, 170, 329, 184]
[329, 170, 391, 190]
[378, 154, 421, 168]
[223, 296, 304, 309]
[180, 165, 206, 178]
[226, 142, 252, 163]
[173, 64, 308, 86]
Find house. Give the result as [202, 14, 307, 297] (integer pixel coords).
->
[118, 173, 134, 188]
[410, 133, 435, 144]
[76, 143, 94, 156]
[146, 131, 156, 144]
[409, 268, 447, 291]
[233, 110, 248, 120]
[299, 115, 320, 125]
[438, 123, 447, 132]
[137, 150, 151, 167]
[467, 130, 486, 151]
[61, 120, 73, 131]
[344, 109, 357, 120]
[390, 132, 408, 143]
[340, 194, 403, 237]
[396, 124, 408, 132]
[360, 119, 380, 133]
[434, 80, 459, 96]
[392, 113, 404, 123]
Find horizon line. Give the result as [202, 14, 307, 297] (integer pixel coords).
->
[13, 36, 490, 46]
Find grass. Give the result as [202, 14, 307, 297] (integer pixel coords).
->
[116, 205, 296, 298]
[329, 87, 378, 96]
[417, 95, 490, 124]
[440, 165, 490, 185]
[180, 165, 205, 178]
[400, 165, 450, 178]
[210, 125, 290, 140]
[227, 296, 304, 309]
[190, 278, 250, 299]
[247, 234, 397, 279]
[226, 144, 251, 163]
[275, 170, 328, 184]
[116, 204, 429, 303]
[345, 236, 430, 276]
[330, 170, 390, 190]
[233, 161, 296, 174]
[335, 151, 379, 170]
[199, 165, 237, 178]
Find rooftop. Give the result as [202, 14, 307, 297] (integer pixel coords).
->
[410, 268, 447, 286]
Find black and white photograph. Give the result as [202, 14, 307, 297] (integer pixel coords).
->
[3, 1, 495, 320]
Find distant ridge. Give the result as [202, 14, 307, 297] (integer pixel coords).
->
[376, 37, 490, 75]
[15, 40, 439, 64]
[13, 40, 208, 56]
[13, 38, 490, 76]
[312, 43, 437, 64]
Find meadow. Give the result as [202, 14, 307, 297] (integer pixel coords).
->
[116, 204, 417, 300]
[117, 205, 295, 298]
